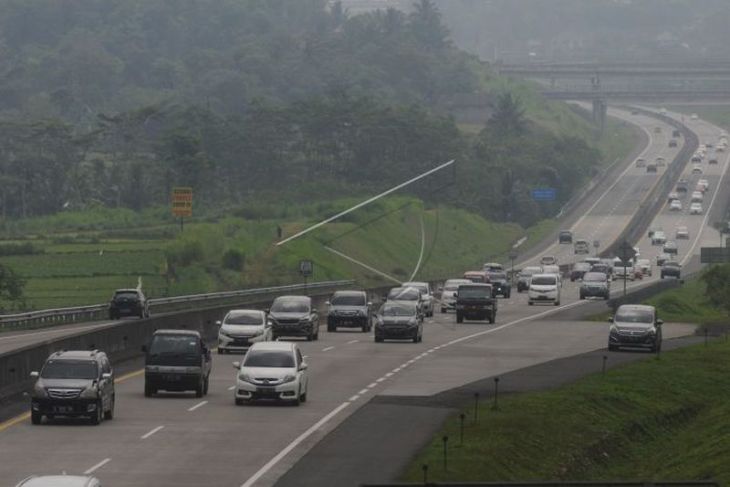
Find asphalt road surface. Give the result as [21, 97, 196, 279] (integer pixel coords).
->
[0, 106, 726, 487]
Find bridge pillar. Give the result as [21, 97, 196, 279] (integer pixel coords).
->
[592, 99, 607, 131]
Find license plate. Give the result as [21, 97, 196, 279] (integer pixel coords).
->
[53, 406, 72, 414]
[256, 388, 277, 397]
[164, 374, 181, 382]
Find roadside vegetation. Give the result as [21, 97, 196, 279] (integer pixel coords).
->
[402, 338, 730, 484]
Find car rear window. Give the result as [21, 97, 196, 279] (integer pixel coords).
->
[225, 311, 263, 325]
[615, 309, 654, 324]
[114, 291, 139, 299]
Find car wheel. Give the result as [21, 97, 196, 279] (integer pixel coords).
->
[90, 402, 103, 425]
[528, 301, 533, 306]
[506, 292, 511, 298]
[144, 383, 154, 397]
[488, 315, 494, 324]
[306, 331, 313, 342]
[327, 324, 335, 332]
[195, 381, 204, 398]
[31, 411, 41, 425]
[218, 348, 224, 355]
[554, 301, 560, 306]
[661, 274, 665, 279]
[235, 398, 244, 406]
[104, 396, 115, 420]
[412, 333, 419, 343]
[440, 307, 446, 313]
[293, 388, 301, 407]
[314, 328, 319, 341]
[203, 377, 210, 395]
[374, 335, 383, 343]
[456, 313, 463, 324]
[580, 294, 585, 300]
[605, 294, 610, 300]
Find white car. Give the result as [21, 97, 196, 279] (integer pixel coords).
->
[483, 262, 504, 272]
[691, 113, 699, 120]
[690, 202, 703, 215]
[635, 258, 652, 276]
[667, 191, 679, 201]
[691, 191, 704, 203]
[675, 226, 690, 239]
[655, 156, 666, 167]
[669, 199, 682, 211]
[402, 281, 434, 317]
[217, 309, 271, 354]
[234, 342, 308, 405]
[528, 274, 561, 306]
[651, 230, 667, 246]
[16, 477, 101, 487]
[540, 255, 558, 266]
[635, 158, 646, 168]
[614, 264, 635, 281]
[439, 278, 472, 313]
[542, 265, 562, 284]
[697, 179, 709, 192]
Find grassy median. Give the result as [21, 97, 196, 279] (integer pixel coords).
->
[401, 338, 730, 484]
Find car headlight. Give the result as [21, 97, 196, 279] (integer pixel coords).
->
[251, 328, 264, 337]
[80, 386, 99, 399]
[609, 326, 619, 336]
[219, 330, 230, 338]
[33, 383, 47, 398]
[299, 317, 311, 324]
[282, 374, 297, 384]
[647, 328, 656, 336]
[238, 373, 254, 383]
[408, 319, 418, 327]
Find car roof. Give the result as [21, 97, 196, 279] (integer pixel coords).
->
[617, 304, 655, 312]
[114, 288, 139, 293]
[48, 350, 103, 360]
[332, 290, 366, 297]
[458, 282, 491, 287]
[532, 273, 557, 279]
[248, 341, 296, 352]
[153, 329, 201, 337]
[445, 279, 471, 284]
[274, 295, 311, 301]
[18, 476, 98, 487]
[402, 281, 428, 287]
[226, 309, 265, 316]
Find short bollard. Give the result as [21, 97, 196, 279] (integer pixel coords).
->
[705, 328, 709, 346]
[473, 392, 479, 423]
[442, 436, 449, 471]
[493, 377, 500, 410]
[422, 464, 429, 485]
[459, 413, 466, 445]
[602, 355, 608, 375]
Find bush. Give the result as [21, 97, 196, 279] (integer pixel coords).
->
[222, 249, 245, 271]
[0, 242, 43, 256]
[166, 240, 204, 267]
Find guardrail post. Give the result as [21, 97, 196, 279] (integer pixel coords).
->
[473, 392, 479, 423]
[459, 413, 465, 445]
[493, 377, 500, 410]
[602, 355, 608, 375]
[442, 435, 449, 471]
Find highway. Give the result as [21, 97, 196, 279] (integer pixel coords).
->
[1, 106, 727, 487]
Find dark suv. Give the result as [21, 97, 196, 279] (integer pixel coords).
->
[269, 295, 319, 341]
[579, 272, 610, 300]
[326, 290, 372, 332]
[456, 283, 497, 324]
[30, 350, 115, 425]
[143, 329, 212, 397]
[109, 288, 149, 319]
[558, 230, 573, 244]
[660, 262, 681, 279]
[486, 271, 511, 298]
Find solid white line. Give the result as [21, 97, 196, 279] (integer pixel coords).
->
[346, 340, 359, 345]
[376, 377, 386, 383]
[240, 402, 351, 487]
[84, 458, 111, 475]
[141, 425, 164, 440]
[188, 401, 208, 412]
[322, 346, 335, 352]
[385, 372, 394, 377]
[276, 159, 454, 246]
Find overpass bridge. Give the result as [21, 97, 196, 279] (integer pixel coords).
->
[497, 62, 730, 80]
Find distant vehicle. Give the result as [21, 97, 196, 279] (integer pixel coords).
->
[486, 271, 511, 298]
[690, 155, 702, 164]
[709, 157, 719, 165]
[540, 255, 557, 266]
[326, 290, 372, 332]
[676, 179, 689, 193]
[463, 270, 490, 283]
[656, 253, 671, 266]
[634, 157, 646, 168]
[590, 263, 612, 281]
[667, 191, 679, 202]
[483, 262, 504, 272]
[374, 301, 423, 343]
[574, 239, 590, 255]
[717, 145, 725, 153]
[661, 261, 682, 279]
[143, 329, 211, 398]
[583, 257, 601, 266]
[635, 259, 652, 277]
[528, 274, 561, 306]
[233, 341, 308, 405]
[668, 139, 678, 148]
[631, 110, 639, 115]
[217, 309, 271, 354]
[691, 191, 704, 203]
[697, 179, 709, 192]
[269, 295, 320, 341]
[108, 288, 149, 320]
[29, 350, 115, 425]
[691, 113, 699, 120]
[690, 202, 703, 214]
[675, 226, 690, 239]
[580, 272, 610, 300]
[655, 156, 666, 167]
[517, 266, 543, 292]
[608, 304, 663, 352]
[16, 476, 102, 487]
[651, 230, 667, 246]
[663, 241, 678, 255]
[558, 230, 573, 244]
[402, 281, 434, 317]
[456, 283, 497, 323]
[439, 279, 471, 313]
[542, 264, 561, 281]
[660, 108, 668, 115]
[613, 264, 635, 281]
[653, 126, 662, 134]
[570, 262, 592, 282]
[706, 142, 714, 149]
[646, 163, 658, 173]
[669, 199, 682, 211]
[386, 287, 424, 315]
[672, 129, 681, 138]
[692, 164, 703, 175]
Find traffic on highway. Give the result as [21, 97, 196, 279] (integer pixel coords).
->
[3, 105, 729, 486]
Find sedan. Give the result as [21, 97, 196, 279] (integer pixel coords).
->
[233, 341, 308, 405]
[635, 158, 646, 168]
[675, 226, 690, 239]
[217, 309, 271, 354]
[690, 202, 703, 215]
[663, 241, 678, 255]
[655, 156, 666, 167]
[669, 199, 682, 211]
[692, 165, 703, 175]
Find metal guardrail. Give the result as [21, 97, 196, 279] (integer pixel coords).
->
[0, 280, 355, 330]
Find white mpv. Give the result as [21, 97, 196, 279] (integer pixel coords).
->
[233, 342, 308, 406]
[528, 274, 561, 306]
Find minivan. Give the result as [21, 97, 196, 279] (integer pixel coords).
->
[528, 274, 561, 306]
[143, 329, 212, 397]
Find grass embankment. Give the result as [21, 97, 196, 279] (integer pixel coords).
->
[667, 105, 730, 131]
[402, 339, 730, 484]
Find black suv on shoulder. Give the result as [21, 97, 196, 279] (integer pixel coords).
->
[143, 329, 212, 397]
[30, 350, 115, 425]
[486, 271, 511, 298]
[109, 288, 149, 319]
[269, 295, 319, 341]
[326, 290, 372, 332]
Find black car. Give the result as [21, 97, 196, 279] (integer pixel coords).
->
[143, 329, 212, 397]
[269, 295, 320, 341]
[326, 290, 372, 332]
[30, 350, 115, 425]
[660, 262, 681, 279]
[374, 301, 423, 343]
[486, 271, 511, 298]
[570, 262, 592, 282]
[579, 272, 610, 300]
[109, 288, 149, 319]
[672, 129, 681, 138]
[676, 179, 689, 193]
[668, 139, 678, 148]
[558, 230, 573, 244]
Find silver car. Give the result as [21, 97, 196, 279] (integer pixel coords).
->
[217, 309, 271, 354]
[402, 281, 434, 317]
[439, 279, 471, 313]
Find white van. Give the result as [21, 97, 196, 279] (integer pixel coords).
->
[528, 274, 561, 306]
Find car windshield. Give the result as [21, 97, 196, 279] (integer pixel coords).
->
[41, 360, 98, 380]
[271, 299, 309, 313]
[583, 273, 606, 282]
[149, 335, 199, 355]
[388, 288, 419, 300]
[380, 303, 416, 316]
[458, 286, 491, 298]
[331, 294, 365, 306]
[664, 263, 680, 268]
[615, 309, 654, 324]
[531, 276, 556, 285]
[225, 311, 263, 325]
[244, 350, 295, 368]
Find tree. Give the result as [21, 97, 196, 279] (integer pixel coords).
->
[488, 92, 526, 136]
[409, 0, 450, 49]
[0, 263, 25, 311]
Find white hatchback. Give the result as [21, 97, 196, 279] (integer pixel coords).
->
[669, 199, 682, 211]
[217, 309, 271, 354]
[528, 274, 561, 306]
[690, 202, 703, 215]
[233, 342, 308, 406]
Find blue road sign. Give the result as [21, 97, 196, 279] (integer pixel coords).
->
[531, 188, 556, 201]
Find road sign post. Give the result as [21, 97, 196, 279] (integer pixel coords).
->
[171, 187, 193, 231]
[508, 250, 518, 285]
[617, 241, 637, 297]
[299, 260, 313, 294]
